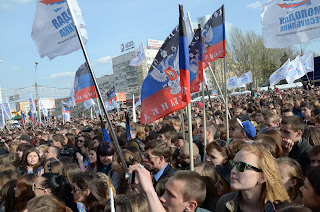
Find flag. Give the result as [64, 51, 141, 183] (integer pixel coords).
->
[62, 102, 71, 113]
[64, 113, 71, 122]
[286, 55, 305, 84]
[237, 71, 253, 87]
[105, 100, 116, 111]
[74, 62, 97, 103]
[135, 95, 141, 107]
[132, 94, 137, 123]
[4, 98, 13, 119]
[261, 0, 320, 48]
[34, 114, 38, 126]
[107, 87, 117, 103]
[179, 5, 191, 103]
[125, 112, 132, 142]
[99, 114, 112, 143]
[189, 27, 204, 94]
[129, 42, 146, 66]
[21, 111, 26, 127]
[31, 0, 88, 60]
[67, 87, 76, 108]
[29, 93, 37, 113]
[269, 59, 291, 86]
[227, 76, 238, 90]
[140, 20, 187, 124]
[40, 99, 48, 117]
[28, 111, 33, 120]
[300, 52, 314, 73]
[202, 5, 226, 64]
[83, 99, 96, 110]
[0, 105, 4, 129]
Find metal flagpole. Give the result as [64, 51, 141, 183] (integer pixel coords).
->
[187, 103, 194, 171]
[180, 110, 186, 144]
[201, 81, 207, 162]
[209, 65, 231, 119]
[65, 0, 128, 172]
[224, 59, 229, 143]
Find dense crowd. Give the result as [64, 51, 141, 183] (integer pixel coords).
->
[0, 86, 320, 212]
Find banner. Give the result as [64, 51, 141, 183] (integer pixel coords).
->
[107, 87, 117, 103]
[31, 0, 88, 60]
[261, 0, 320, 48]
[300, 52, 314, 73]
[4, 98, 13, 119]
[29, 94, 37, 113]
[237, 71, 253, 87]
[117, 92, 126, 101]
[129, 42, 146, 67]
[227, 76, 238, 90]
[202, 5, 226, 64]
[74, 62, 97, 103]
[286, 55, 305, 84]
[269, 59, 291, 86]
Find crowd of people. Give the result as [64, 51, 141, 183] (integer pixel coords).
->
[0, 86, 320, 212]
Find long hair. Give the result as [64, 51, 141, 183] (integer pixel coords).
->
[22, 148, 41, 173]
[73, 171, 107, 212]
[27, 195, 72, 212]
[16, 174, 37, 212]
[242, 144, 290, 203]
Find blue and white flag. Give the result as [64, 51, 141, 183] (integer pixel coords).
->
[237, 71, 253, 87]
[40, 99, 49, 117]
[29, 93, 37, 113]
[4, 98, 13, 119]
[84, 99, 96, 110]
[31, 0, 88, 60]
[286, 55, 305, 84]
[67, 87, 76, 108]
[129, 42, 146, 67]
[269, 59, 290, 86]
[0, 105, 5, 129]
[300, 52, 314, 74]
[227, 76, 238, 90]
[261, 0, 320, 48]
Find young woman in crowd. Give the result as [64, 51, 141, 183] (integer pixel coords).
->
[277, 158, 304, 203]
[21, 148, 43, 175]
[205, 140, 229, 167]
[15, 174, 37, 212]
[300, 165, 320, 211]
[216, 143, 290, 211]
[26, 195, 73, 212]
[115, 193, 150, 212]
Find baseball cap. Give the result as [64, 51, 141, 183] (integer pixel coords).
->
[237, 119, 256, 139]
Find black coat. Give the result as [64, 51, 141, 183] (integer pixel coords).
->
[153, 164, 176, 187]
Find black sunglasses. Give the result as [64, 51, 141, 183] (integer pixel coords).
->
[229, 160, 262, 172]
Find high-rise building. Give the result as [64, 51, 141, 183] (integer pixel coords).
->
[97, 41, 159, 100]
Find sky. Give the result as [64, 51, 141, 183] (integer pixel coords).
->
[0, 0, 319, 96]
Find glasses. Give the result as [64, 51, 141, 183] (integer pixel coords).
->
[143, 153, 159, 160]
[77, 140, 84, 143]
[72, 186, 81, 192]
[32, 182, 47, 192]
[229, 160, 262, 172]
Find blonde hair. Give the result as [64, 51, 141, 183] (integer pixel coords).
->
[242, 143, 290, 203]
[277, 158, 304, 201]
[45, 160, 63, 174]
[61, 163, 81, 183]
[96, 172, 116, 200]
[37, 145, 49, 155]
[27, 195, 72, 212]
[136, 125, 146, 141]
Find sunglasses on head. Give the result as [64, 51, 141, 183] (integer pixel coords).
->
[229, 160, 262, 172]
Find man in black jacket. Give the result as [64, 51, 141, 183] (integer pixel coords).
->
[143, 139, 175, 186]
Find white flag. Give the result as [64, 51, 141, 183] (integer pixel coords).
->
[40, 99, 48, 117]
[67, 87, 76, 108]
[64, 112, 71, 122]
[237, 71, 253, 87]
[300, 52, 314, 73]
[135, 95, 141, 107]
[84, 99, 95, 110]
[269, 59, 290, 86]
[261, 0, 320, 48]
[129, 42, 146, 67]
[132, 94, 136, 123]
[31, 0, 88, 60]
[227, 76, 238, 90]
[0, 105, 5, 129]
[29, 93, 36, 113]
[4, 98, 14, 119]
[286, 56, 305, 84]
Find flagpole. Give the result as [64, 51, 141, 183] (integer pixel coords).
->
[201, 81, 207, 162]
[187, 103, 194, 171]
[65, 0, 128, 172]
[180, 110, 186, 144]
[132, 94, 137, 123]
[209, 65, 231, 119]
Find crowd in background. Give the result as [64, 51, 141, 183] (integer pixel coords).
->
[0, 86, 320, 212]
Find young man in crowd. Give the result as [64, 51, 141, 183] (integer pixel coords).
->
[229, 118, 256, 143]
[280, 115, 312, 173]
[301, 102, 314, 125]
[310, 145, 320, 167]
[264, 113, 281, 130]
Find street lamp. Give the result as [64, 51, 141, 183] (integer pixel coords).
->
[35, 62, 41, 125]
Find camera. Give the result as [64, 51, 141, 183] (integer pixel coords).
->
[125, 171, 135, 184]
[60, 148, 77, 158]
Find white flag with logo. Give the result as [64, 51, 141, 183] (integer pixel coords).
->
[237, 71, 253, 87]
[300, 52, 314, 73]
[261, 0, 320, 48]
[4, 98, 14, 119]
[31, 0, 88, 60]
[129, 42, 146, 67]
[286, 56, 305, 84]
[227, 76, 238, 90]
[40, 99, 49, 117]
[29, 93, 37, 113]
[269, 59, 290, 86]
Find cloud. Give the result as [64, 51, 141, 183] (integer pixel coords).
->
[49, 72, 75, 79]
[225, 22, 234, 34]
[247, 1, 262, 9]
[92, 56, 113, 66]
[9, 66, 21, 71]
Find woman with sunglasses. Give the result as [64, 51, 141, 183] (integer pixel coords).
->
[216, 143, 290, 212]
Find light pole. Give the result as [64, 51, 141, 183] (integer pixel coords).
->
[35, 62, 41, 125]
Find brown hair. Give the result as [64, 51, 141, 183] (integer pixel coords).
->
[281, 116, 305, 132]
[116, 193, 150, 212]
[254, 134, 282, 158]
[310, 145, 320, 157]
[22, 148, 41, 173]
[145, 139, 171, 162]
[206, 140, 229, 161]
[27, 195, 72, 212]
[61, 163, 81, 183]
[16, 174, 37, 212]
